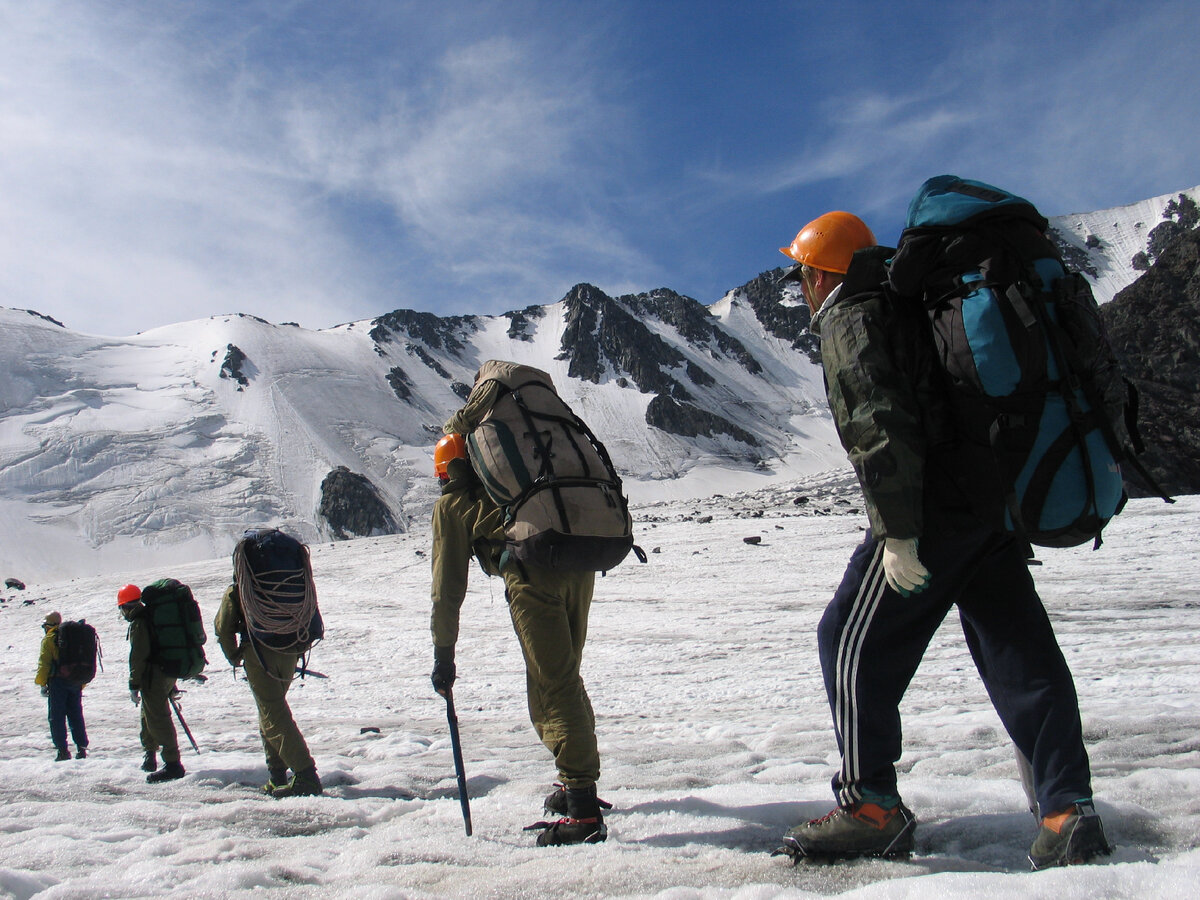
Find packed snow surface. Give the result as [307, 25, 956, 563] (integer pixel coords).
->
[2, 486, 1197, 899]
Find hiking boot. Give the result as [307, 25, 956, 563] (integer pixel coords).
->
[777, 801, 916, 861]
[544, 782, 613, 816]
[528, 785, 608, 847]
[535, 815, 607, 846]
[141, 751, 157, 772]
[262, 769, 289, 795]
[147, 761, 186, 784]
[270, 767, 322, 798]
[75, 747, 87, 759]
[54, 747, 71, 762]
[1028, 800, 1113, 870]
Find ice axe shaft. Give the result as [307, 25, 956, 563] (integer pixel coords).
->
[444, 688, 472, 836]
[169, 694, 200, 754]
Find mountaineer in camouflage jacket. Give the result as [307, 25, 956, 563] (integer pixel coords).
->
[773, 212, 1105, 866]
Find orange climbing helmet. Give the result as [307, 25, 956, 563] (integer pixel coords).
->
[434, 433, 468, 480]
[779, 211, 876, 275]
[117, 584, 142, 606]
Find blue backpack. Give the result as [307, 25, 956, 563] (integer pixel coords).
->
[888, 175, 1149, 549]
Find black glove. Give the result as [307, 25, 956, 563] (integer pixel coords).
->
[431, 645, 456, 696]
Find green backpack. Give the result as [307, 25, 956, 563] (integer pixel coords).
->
[142, 578, 208, 679]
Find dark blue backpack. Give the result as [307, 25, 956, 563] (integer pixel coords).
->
[56, 620, 100, 686]
[233, 529, 324, 653]
[888, 175, 1140, 549]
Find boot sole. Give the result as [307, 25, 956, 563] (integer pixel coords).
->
[773, 817, 916, 864]
[773, 837, 913, 864]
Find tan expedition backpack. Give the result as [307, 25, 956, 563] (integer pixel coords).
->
[462, 360, 641, 571]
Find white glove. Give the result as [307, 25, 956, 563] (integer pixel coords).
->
[882, 537, 931, 596]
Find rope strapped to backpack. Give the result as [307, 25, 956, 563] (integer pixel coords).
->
[233, 530, 323, 677]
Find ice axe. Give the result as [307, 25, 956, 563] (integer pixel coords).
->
[169, 692, 200, 754]
[443, 687, 473, 836]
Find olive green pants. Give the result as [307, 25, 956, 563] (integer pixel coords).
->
[140, 669, 180, 764]
[243, 644, 314, 774]
[504, 565, 599, 788]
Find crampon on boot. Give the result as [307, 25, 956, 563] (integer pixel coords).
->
[1028, 800, 1113, 870]
[773, 801, 916, 863]
[526, 785, 608, 846]
[141, 751, 157, 772]
[543, 782, 614, 816]
[270, 766, 323, 798]
[262, 769, 288, 795]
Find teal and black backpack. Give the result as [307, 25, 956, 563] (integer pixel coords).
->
[141, 578, 208, 679]
[888, 175, 1167, 549]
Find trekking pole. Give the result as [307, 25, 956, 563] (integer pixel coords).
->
[444, 688, 473, 836]
[169, 693, 201, 754]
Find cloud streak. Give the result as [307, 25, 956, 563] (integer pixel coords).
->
[0, 1, 1196, 336]
[0, 2, 651, 334]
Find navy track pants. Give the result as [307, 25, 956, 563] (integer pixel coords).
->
[47, 678, 88, 752]
[817, 525, 1093, 817]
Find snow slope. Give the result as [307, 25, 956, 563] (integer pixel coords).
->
[0, 487, 1195, 898]
[1048, 184, 1200, 305]
[1, 300, 843, 583]
[2, 185, 1196, 585]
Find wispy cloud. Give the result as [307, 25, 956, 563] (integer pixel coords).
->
[720, 1, 1200, 240]
[0, 2, 651, 334]
[1, 1, 1195, 335]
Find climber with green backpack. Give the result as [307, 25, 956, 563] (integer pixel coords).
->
[118, 579, 207, 783]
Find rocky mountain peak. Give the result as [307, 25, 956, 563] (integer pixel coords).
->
[1101, 228, 1200, 496]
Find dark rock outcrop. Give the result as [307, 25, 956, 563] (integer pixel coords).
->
[505, 305, 545, 341]
[386, 367, 413, 401]
[558, 284, 768, 446]
[318, 467, 399, 539]
[219, 344, 249, 388]
[560, 283, 689, 397]
[1101, 229, 1200, 496]
[369, 309, 474, 353]
[645, 394, 759, 447]
[25, 310, 65, 328]
[737, 269, 821, 364]
[407, 343, 451, 378]
[620, 288, 763, 375]
[1048, 228, 1100, 278]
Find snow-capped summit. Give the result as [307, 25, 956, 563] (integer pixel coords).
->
[3, 186, 1197, 581]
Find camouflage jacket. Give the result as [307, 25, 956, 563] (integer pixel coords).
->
[812, 246, 960, 540]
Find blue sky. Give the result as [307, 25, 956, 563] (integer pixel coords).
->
[2, 0, 1197, 337]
